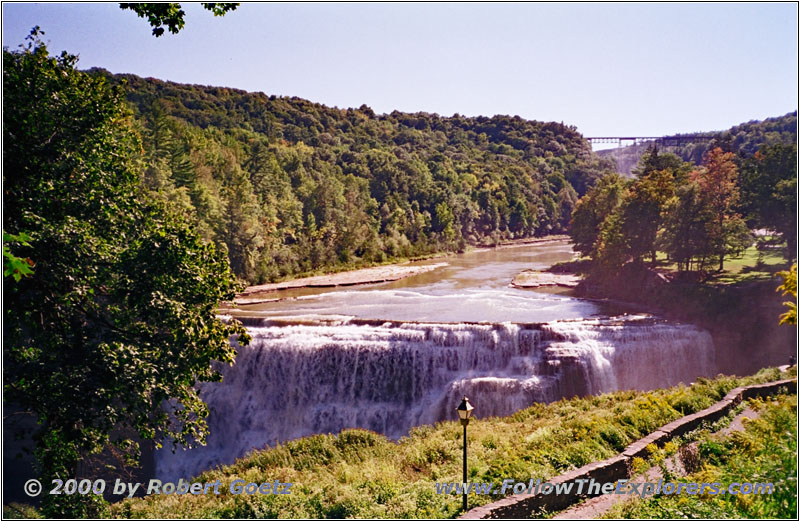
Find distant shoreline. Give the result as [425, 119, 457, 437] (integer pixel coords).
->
[469, 234, 570, 252]
[235, 263, 449, 305]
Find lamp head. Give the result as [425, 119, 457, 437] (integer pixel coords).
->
[456, 396, 474, 425]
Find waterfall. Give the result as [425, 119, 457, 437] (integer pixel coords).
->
[155, 316, 715, 481]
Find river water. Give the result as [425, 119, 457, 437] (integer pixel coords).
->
[232, 239, 617, 323]
[156, 239, 717, 481]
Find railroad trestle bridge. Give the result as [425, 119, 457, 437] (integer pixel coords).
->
[586, 135, 715, 147]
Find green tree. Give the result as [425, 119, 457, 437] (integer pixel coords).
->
[619, 169, 675, 265]
[569, 174, 628, 257]
[555, 185, 579, 231]
[119, 3, 238, 36]
[632, 145, 691, 183]
[659, 182, 710, 272]
[217, 162, 265, 281]
[433, 201, 456, 241]
[4, 33, 249, 516]
[595, 211, 629, 268]
[739, 143, 797, 256]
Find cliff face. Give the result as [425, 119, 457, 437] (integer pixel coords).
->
[596, 143, 654, 177]
[577, 267, 796, 376]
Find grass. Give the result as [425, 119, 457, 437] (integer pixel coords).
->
[551, 239, 789, 287]
[652, 239, 790, 286]
[710, 236, 790, 285]
[602, 393, 797, 519]
[89, 367, 794, 519]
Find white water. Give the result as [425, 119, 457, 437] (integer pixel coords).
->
[155, 316, 715, 481]
[240, 287, 602, 324]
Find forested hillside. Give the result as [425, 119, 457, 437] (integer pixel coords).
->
[92, 70, 613, 283]
[598, 112, 797, 176]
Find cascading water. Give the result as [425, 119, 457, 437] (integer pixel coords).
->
[155, 315, 715, 481]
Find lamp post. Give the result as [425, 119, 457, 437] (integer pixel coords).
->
[456, 396, 474, 513]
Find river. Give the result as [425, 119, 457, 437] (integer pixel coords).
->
[231, 239, 618, 323]
[156, 239, 716, 481]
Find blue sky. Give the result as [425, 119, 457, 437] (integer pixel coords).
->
[3, 2, 797, 144]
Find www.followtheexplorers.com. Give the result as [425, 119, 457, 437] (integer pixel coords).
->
[435, 478, 774, 497]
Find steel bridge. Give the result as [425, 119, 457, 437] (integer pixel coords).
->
[586, 135, 715, 147]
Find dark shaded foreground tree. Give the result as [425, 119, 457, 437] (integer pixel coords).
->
[3, 30, 249, 517]
[119, 3, 238, 36]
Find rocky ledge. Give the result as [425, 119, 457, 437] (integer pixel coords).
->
[511, 269, 582, 289]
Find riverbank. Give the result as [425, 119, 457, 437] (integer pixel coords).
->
[469, 234, 571, 251]
[236, 263, 449, 304]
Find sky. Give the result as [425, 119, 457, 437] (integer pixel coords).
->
[3, 2, 798, 147]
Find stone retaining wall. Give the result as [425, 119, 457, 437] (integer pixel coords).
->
[460, 378, 796, 519]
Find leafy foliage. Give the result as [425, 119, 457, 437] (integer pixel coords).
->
[739, 143, 797, 255]
[89, 71, 613, 283]
[663, 148, 752, 272]
[119, 3, 238, 36]
[618, 169, 675, 264]
[568, 174, 628, 258]
[3, 31, 249, 516]
[3, 231, 35, 281]
[776, 263, 797, 326]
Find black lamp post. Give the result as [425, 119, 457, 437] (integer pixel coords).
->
[456, 396, 474, 513]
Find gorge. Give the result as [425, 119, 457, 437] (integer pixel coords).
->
[155, 240, 719, 481]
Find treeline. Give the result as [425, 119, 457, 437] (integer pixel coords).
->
[572, 143, 797, 274]
[669, 111, 797, 164]
[598, 112, 797, 176]
[90, 70, 614, 283]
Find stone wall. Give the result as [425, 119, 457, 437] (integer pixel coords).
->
[460, 378, 796, 519]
